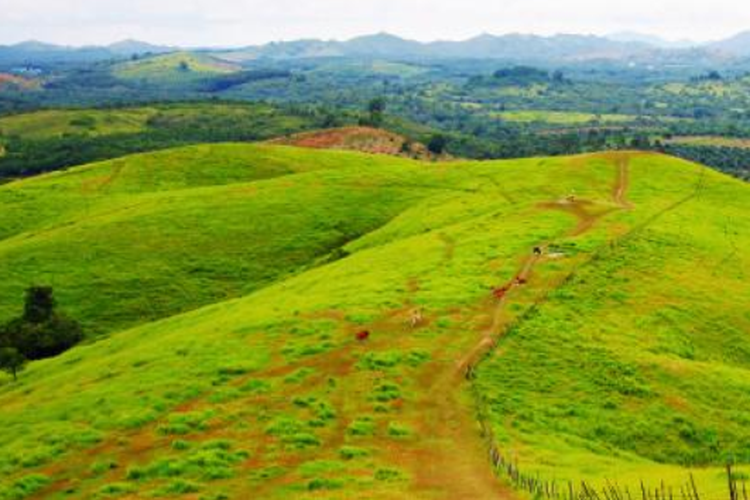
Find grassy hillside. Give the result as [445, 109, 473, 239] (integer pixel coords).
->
[113, 52, 241, 85]
[0, 103, 310, 143]
[0, 103, 322, 178]
[0, 147, 748, 500]
[0, 108, 154, 140]
[495, 110, 636, 125]
[474, 154, 750, 485]
[0, 144, 430, 335]
[667, 136, 750, 148]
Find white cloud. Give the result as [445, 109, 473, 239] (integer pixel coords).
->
[0, 0, 748, 46]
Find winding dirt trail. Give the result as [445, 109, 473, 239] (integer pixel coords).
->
[413, 154, 635, 499]
[459, 155, 633, 379]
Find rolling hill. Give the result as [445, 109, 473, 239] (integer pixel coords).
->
[0, 103, 322, 178]
[0, 108, 155, 140]
[112, 52, 242, 85]
[0, 144, 748, 500]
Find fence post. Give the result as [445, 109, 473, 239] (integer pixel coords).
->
[727, 463, 737, 500]
[689, 473, 701, 500]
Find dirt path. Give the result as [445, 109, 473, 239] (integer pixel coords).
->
[418, 154, 636, 498]
[614, 156, 634, 209]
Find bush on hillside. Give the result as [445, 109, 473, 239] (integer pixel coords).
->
[0, 287, 83, 362]
[0, 347, 27, 381]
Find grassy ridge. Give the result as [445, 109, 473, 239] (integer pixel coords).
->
[0, 148, 747, 499]
[0, 144, 432, 335]
[113, 52, 241, 84]
[475, 155, 750, 486]
[0, 102, 321, 178]
[495, 110, 636, 125]
[0, 108, 155, 140]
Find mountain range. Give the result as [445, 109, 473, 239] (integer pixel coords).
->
[1, 31, 750, 66]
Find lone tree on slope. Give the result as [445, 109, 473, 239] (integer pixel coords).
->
[367, 97, 387, 127]
[0, 347, 27, 382]
[428, 134, 448, 155]
[0, 287, 83, 361]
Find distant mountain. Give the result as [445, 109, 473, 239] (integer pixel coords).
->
[5, 31, 750, 67]
[8, 40, 65, 52]
[0, 39, 172, 66]
[344, 33, 427, 57]
[430, 33, 655, 60]
[220, 32, 657, 62]
[607, 32, 697, 49]
[106, 39, 173, 56]
[707, 31, 750, 56]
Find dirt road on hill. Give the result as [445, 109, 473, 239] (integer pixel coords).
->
[414, 154, 635, 499]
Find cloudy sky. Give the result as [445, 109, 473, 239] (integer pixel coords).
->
[1, 0, 749, 47]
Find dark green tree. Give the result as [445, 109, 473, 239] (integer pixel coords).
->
[0, 347, 27, 381]
[0, 287, 83, 361]
[24, 286, 55, 323]
[427, 134, 448, 155]
[367, 97, 387, 127]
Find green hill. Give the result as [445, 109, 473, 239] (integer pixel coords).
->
[0, 144, 429, 335]
[0, 103, 321, 178]
[0, 108, 155, 141]
[0, 146, 748, 500]
[113, 52, 241, 85]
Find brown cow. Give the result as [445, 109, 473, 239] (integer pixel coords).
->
[356, 330, 370, 342]
[493, 286, 510, 300]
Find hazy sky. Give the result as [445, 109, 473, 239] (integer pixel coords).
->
[1, 0, 749, 47]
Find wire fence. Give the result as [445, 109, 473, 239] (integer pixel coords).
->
[471, 383, 748, 500]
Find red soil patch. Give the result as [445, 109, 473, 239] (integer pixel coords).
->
[269, 126, 440, 160]
[0, 73, 39, 90]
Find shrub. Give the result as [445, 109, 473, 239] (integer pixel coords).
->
[374, 468, 406, 482]
[339, 446, 370, 460]
[308, 478, 344, 491]
[2, 474, 50, 498]
[347, 417, 375, 437]
[155, 480, 201, 496]
[0, 287, 83, 361]
[99, 482, 136, 496]
[372, 382, 401, 402]
[387, 422, 412, 438]
[90, 459, 118, 476]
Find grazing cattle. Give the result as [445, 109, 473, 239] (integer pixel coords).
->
[493, 286, 510, 300]
[356, 330, 370, 342]
[533, 247, 543, 256]
[515, 277, 528, 286]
